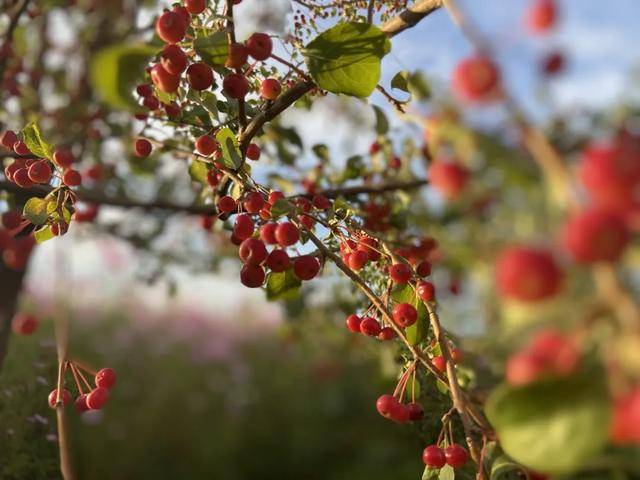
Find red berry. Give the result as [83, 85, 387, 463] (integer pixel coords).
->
[53, 149, 74, 168]
[135, 138, 152, 157]
[378, 327, 396, 340]
[358, 237, 381, 262]
[225, 42, 248, 69]
[444, 444, 469, 468]
[347, 249, 369, 271]
[268, 191, 285, 205]
[243, 192, 265, 214]
[156, 10, 187, 44]
[240, 264, 265, 288]
[246, 143, 261, 161]
[223, 73, 249, 99]
[407, 402, 424, 421]
[87, 387, 109, 409]
[389, 402, 410, 423]
[265, 249, 290, 272]
[526, 0, 557, 34]
[563, 208, 630, 263]
[0, 130, 17, 149]
[416, 260, 432, 277]
[505, 351, 546, 386]
[160, 44, 188, 75]
[260, 222, 278, 244]
[2, 211, 22, 230]
[48, 389, 72, 408]
[432, 355, 446, 372]
[451, 348, 464, 363]
[195, 134, 218, 156]
[260, 78, 281, 100]
[13, 140, 31, 156]
[136, 84, 153, 97]
[293, 255, 320, 281]
[312, 194, 330, 210]
[95, 368, 117, 389]
[164, 101, 181, 117]
[246, 32, 272, 61]
[233, 214, 254, 240]
[74, 394, 90, 413]
[143, 95, 160, 110]
[610, 387, 640, 445]
[423, 445, 446, 468]
[217, 195, 237, 213]
[392, 303, 417, 328]
[376, 394, 398, 419]
[542, 51, 565, 76]
[360, 317, 381, 337]
[345, 314, 362, 333]
[27, 160, 52, 184]
[578, 141, 640, 213]
[417, 281, 436, 302]
[239, 238, 268, 265]
[11, 312, 38, 335]
[184, 0, 206, 15]
[452, 55, 500, 103]
[495, 246, 563, 302]
[275, 222, 299, 247]
[186, 62, 214, 91]
[154, 62, 180, 94]
[389, 263, 412, 284]
[13, 168, 34, 188]
[62, 169, 82, 187]
[172, 5, 190, 28]
[428, 159, 470, 200]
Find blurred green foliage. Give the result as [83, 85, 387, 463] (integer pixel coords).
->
[0, 311, 440, 480]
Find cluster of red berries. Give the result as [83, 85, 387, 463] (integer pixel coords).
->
[376, 394, 423, 423]
[494, 132, 639, 304]
[505, 329, 580, 386]
[1, 130, 82, 189]
[213, 191, 332, 288]
[150, 0, 279, 107]
[0, 211, 35, 270]
[48, 364, 116, 413]
[422, 443, 469, 470]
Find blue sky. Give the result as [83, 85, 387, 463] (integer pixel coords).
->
[382, 0, 640, 116]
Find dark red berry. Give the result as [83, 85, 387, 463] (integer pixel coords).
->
[423, 445, 446, 468]
[240, 264, 265, 288]
[293, 255, 320, 281]
[238, 238, 268, 265]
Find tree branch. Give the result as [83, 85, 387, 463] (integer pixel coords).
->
[0, 179, 428, 216]
[379, 0, 444, 37]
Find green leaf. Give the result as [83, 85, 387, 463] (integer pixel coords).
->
[391, 283, 429, 345]
[490, 455, 524, 480]
[189, 160, 209, 183]
[312, 144, 329, 162]
[265, 269, 301, 301]
[214, 127, 242, 170]
[199, 91, 219, 119]
[391, 71, 410, 92]
[34, 226, 55, 243]
[486, 372, 611, 475]
[194, 31, 229, 66]
[303, 22, 391, 97]
[373, 105, 389, 135]
[23, 197, 49, 225]
[422, 465, 455, 480]
[408, 71, 431, 100]
[90, 44, 157, 111]
[22, 122, 53, 159]
[270, 198, 295, 219]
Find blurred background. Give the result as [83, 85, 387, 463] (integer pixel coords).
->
[1, 0, 639, 479]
